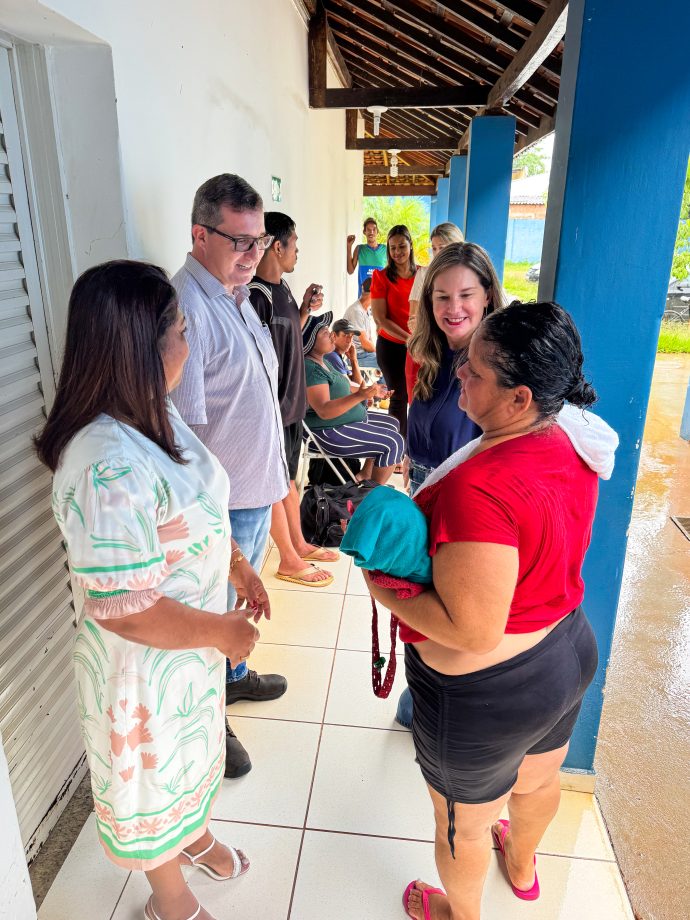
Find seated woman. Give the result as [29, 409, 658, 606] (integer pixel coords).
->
[303, 312, 404, 485]
[364, 301, 618, 920]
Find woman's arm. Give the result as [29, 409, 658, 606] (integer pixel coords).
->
[307, 381, 377, 420]
[346, 237, 360, 275]
[364, 541, 518, 654]
[371, 297, 410, 342]
[95, 596, 259, 667]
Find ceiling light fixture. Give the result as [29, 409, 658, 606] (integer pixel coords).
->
[388, 148, 400, 178]
[367, 105, 387, 136]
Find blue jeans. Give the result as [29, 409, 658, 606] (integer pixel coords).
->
[226, 505, 271, 682]
[409, 460, 436, 497]
[356, 350, 380, 369]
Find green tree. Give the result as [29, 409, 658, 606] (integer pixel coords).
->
[363, 196, 431, 264]
[671, 157, 690, 280]
[513, 149, 546, 177]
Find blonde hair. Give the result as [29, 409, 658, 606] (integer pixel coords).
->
[409, 242, 506, 402]
[430, 222, 464, 246]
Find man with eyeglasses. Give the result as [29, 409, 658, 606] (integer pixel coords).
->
[171, 173, 288, 780]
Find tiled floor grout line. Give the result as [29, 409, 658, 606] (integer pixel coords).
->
[285, 571, 349, 920]
[230, 713, 407, 732]
[107, 871, 132, 920]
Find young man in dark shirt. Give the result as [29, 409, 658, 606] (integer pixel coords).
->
[248, 212, 338, 586]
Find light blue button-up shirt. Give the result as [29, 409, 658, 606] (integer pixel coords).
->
[171, 254, 289, 510]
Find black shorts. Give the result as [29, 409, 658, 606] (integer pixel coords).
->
[405, 607, 598, 850]
[283, 421, 303, 481]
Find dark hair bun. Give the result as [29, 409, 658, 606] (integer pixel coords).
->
[566, 376, 597, 408]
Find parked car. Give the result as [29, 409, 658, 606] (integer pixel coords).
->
[665, 277, 690, 320]
[526, 262, 540, 283]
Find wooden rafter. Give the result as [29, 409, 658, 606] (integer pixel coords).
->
[364, 164, 445, 176]
[455, 0, 567, 151]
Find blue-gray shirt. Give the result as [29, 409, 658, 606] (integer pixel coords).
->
[171, 254, 289, 510]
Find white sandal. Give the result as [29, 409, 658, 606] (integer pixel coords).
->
[180, 834, 249, 881]
[144, 896, 201, 920]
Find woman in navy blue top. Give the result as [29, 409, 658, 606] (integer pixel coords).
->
[407, 243, 506, 495]
[396, 242, 506, 728]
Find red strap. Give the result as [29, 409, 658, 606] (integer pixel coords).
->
[371, 596, 398, 699]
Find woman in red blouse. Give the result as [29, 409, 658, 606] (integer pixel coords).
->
[365, 302, 617, 920]
[371, 224, 417, 439]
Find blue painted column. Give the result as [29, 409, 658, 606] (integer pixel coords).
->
[447, 154, 468, 233]
[681, 378, 690, 440]
[436, 177, 450, 223]
[540, 0, 690, 774]
[429, 195, 438, 235]
[464, 116, 515, 279]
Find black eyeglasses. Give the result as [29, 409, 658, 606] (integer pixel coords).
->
[200, 224, 274, 252]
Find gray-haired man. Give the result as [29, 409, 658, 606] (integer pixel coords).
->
[171, 174, 288, 779]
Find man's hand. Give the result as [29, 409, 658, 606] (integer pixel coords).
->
[346, 342, 358, 363]
[229, 556, 271, 622]
[347, 234, 356, 246]
[302, 283, 323, 314]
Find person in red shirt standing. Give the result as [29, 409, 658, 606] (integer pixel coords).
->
[364, 301, 617, 920]
[371, 224, 417, 440]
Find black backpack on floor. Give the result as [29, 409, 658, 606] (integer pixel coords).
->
[300, 480, 379, 547]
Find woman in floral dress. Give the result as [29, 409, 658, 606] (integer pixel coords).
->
[36, 261, 265, 920]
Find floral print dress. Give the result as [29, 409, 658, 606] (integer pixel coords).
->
[52, 406, 231, 870]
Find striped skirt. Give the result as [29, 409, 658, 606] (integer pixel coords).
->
[308, 412, 404, 467]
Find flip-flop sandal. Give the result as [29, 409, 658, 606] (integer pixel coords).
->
[180, 834, 250, 880]
[491, 819, 540, 901]
[300, 547, 340, 562]
[275, 565, 334, 588]
[402, 880, 447, 919]
[144, 896, 201, 920]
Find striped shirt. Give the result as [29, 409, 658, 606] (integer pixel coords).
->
[171, 254, 289, 510]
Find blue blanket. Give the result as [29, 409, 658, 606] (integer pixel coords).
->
[340, 486, 432, 583]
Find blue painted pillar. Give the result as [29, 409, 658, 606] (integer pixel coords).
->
[436, 177, 450, 223]
[429, 195, 438, 235]
[540, 0, 690, 774]
[447, 154, 468, 234]
[464, 116, 515, 279]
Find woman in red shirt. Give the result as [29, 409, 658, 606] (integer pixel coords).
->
[371, 224, 417, 439]
[365, 302, 616, 920]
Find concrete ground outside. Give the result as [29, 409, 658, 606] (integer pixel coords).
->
[596, 353, 690, 920]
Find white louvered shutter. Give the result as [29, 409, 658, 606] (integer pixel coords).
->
[0, 46, 84, 860]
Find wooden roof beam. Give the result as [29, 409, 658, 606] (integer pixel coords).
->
[326, 0, 494, 86]
[383, 0, 559, 100]
[487, 0, 568, 108]
[455, 0, 567, 151]
[513, 114, 556, 154]
[363, 183, 437, 196]
[364, 165, 444, 176]
[322, 85, 488, 110]
[349, 136, 458, 151]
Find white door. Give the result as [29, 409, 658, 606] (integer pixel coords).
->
[0, 45, 85, 861]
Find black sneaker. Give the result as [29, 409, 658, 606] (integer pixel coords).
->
[224, 721, 252, 779]
[225, 670, 288, 704]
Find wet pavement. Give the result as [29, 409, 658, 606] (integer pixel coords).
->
[595, 354, 690, 920]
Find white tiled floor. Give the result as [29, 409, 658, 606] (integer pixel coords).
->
[39, 544, 634, 920]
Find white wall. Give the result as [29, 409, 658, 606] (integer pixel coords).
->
[8, 0, 362, 315]
[0, 732, 36, 920]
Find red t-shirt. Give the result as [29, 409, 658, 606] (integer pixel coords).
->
[370, 268, 415, 343]
[400, 427, 598, 641]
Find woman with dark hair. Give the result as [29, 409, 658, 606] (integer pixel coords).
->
[363, 301, 618, 920]
[371, 224, 417, 439]
[303, 312, 404, 488]
[394, 242, 506, 730]
[36, 261, 267, 920]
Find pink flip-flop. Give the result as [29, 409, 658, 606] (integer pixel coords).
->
[491, 819, 540, 901]
[402, 880, 447, 919]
